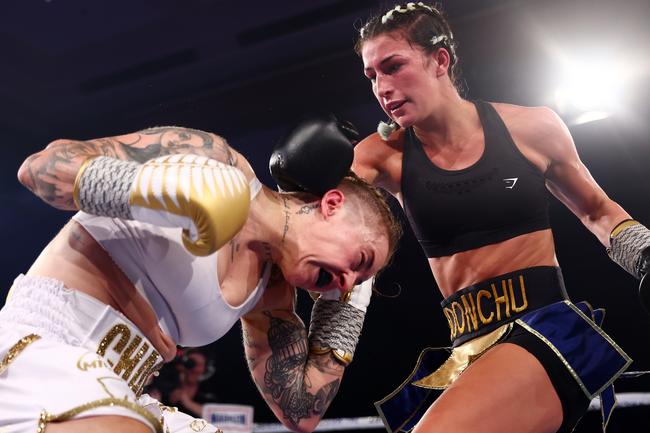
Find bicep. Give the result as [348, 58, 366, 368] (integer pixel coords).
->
[138, 126, 256, 180]
[538, 112, 629, 244]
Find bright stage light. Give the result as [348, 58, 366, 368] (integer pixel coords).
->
[551, 53, 638, 125]
[553, 57, 627, 122]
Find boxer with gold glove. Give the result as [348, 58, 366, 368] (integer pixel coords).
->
[308, 277, 374, 366]
[73, 154, 250, 256]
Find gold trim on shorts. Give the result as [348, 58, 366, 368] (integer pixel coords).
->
[37, 398, 163, 433]
[0, 334, 41, 375]
[601, 392, 618, 433]
[413, 323, 512, 389]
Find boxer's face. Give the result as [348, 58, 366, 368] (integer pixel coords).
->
[303, 226, 388, 294]
[362, 32, 442, 128]
[281, 193, 390, 293]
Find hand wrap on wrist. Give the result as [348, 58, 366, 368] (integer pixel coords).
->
[309, 299, 365, 365]
[74, 156, 139, 218]
[608, 220, 650, 279]
[307, 278, 373, 365]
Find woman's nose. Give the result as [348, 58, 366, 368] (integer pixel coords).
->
[338, 272, 356, 293]
[376, 75, 392, 98]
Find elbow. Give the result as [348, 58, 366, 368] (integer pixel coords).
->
[17, 139, 66, 190]
[286, 426, 313, 433]
[283, 418, 320, 433]
[17, 152, 38, 190]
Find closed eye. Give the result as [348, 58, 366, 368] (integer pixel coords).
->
[384, 62, 402, 75]
[356, 253, 365, 271]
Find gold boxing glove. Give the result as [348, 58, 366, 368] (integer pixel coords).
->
[74, 154, 250, 256]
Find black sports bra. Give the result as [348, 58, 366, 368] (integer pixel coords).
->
[401, 100, 550, 257]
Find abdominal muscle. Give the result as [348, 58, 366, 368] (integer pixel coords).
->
[25, 219, 176, 361]
[429, 229, 559, 298]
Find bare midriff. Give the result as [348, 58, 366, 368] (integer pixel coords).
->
[26, 219, 176, 361]
[429, 229, 558, 299]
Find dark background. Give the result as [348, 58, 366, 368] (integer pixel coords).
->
[2, 0, 649, 431]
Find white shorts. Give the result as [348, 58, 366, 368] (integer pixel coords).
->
[0, 275, 219, 433]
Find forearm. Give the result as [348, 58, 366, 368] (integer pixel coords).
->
[546, 176, 630, 247]
[242, 312, 345, 433]
[578, 199, 631, 248]
[17, 126, 241, 210]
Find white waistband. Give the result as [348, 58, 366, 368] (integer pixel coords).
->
[1, 274, 163, 396]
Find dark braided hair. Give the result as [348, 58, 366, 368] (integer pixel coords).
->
[355, 2, 461, 92]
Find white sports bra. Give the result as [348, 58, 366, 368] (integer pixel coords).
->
[71, 177, 269, 346]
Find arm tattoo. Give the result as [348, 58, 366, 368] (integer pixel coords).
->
[243, 327, 262, 370]
[139, 126, 238, 165]
[23, 126, 238, 209]
[23, 139, 121, 208]
[262, 312, 341, 427]
[307, 353, 344, 375]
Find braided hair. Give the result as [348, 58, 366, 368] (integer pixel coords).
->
[355, 2, 460, 91]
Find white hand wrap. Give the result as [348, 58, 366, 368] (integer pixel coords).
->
[74, 155, 250, 256]
[308, 278, 374, 365]
[608, 220, 650, 279]
[73, 156, 140, 219]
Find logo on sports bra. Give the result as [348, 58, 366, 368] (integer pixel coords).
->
[503, 177, 518, 189]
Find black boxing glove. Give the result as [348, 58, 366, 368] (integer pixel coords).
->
[269, 115, 358, 195]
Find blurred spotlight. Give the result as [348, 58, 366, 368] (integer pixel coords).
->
[553, 57, 629, 125]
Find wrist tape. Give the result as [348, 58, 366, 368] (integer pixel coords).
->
[74, 156, 139, 219]
[308, 298, 365, 365]
[608, 220, 650, 279]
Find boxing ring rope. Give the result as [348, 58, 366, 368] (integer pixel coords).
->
[251, 392, 650, 432]
[254, 416, 382, 432]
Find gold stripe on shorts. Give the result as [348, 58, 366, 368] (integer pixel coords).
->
[37, 398, 163, 433]
[0, 334, 41, 375]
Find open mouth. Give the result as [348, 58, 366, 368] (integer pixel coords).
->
[315, 268, 333, 288]
[386, 100, 405, 113]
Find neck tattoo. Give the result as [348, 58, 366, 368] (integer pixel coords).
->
[281, 197, 290, 243]
[295, 202, 319, 215]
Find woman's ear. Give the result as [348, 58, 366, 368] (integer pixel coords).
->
[320, 189, 346, 218]
[432, 47, 451, 77]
